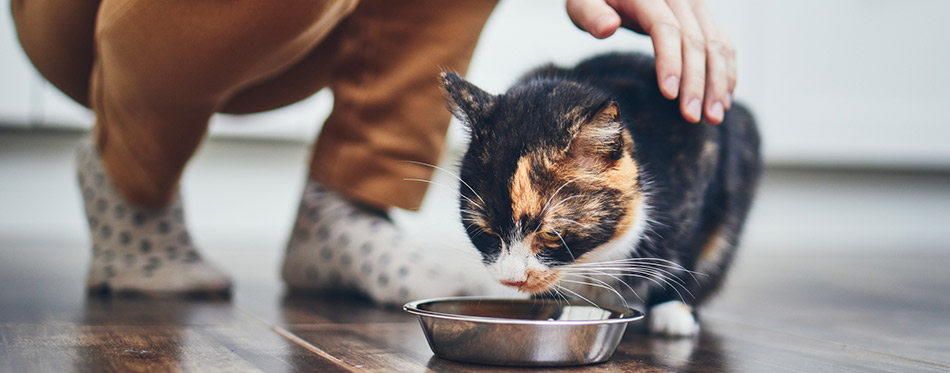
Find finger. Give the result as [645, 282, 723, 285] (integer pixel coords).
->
[665, 0, 705, 123]
[566, 0, 622, 39]
[611, 0, 683, 100]
[725, 52, 737, 109]
[689, 0, 736, 111]
[702, 46, 728, 124]
[721, 38, 737, 109]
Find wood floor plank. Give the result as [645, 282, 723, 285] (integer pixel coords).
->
[286, 316, 946, 372]
[233, 282, 417, 326]
[0, 285, 260, 327]
[704, 251, 950, 366]
[0, 246, 350, 372]
[616, 320, 948, 372]
[0, 323, 347, 372]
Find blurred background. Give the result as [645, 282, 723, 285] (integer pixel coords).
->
[1, 0, 948, 288]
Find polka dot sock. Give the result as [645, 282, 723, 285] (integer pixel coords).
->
[281, 180, 488, 305]
[77, 137, 231, 296]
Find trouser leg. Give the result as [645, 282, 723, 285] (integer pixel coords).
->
[11, 0, 100, 107]
[309, 0, 499, 210]
[90, 0, 357, 207]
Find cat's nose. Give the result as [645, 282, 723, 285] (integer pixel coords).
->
[500, 280, 526, 288]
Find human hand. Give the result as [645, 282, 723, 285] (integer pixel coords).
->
[566, 0, 736, 124]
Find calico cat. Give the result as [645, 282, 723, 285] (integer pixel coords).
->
[440, 52, 761, 337]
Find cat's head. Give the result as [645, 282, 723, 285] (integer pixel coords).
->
[441, 72, 648, 294]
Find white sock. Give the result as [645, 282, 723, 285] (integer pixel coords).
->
[77, 137, 231, 296]
[282, 180, 488, 305]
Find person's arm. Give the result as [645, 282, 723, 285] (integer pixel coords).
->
[567, 0, 735, 124]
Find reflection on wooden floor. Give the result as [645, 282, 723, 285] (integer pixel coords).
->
[1, 243, 948, 372]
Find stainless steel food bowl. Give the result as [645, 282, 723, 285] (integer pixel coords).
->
[404, 297, 643, 367]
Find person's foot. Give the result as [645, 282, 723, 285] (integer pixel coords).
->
[282, 180, 487, 305]
[77, 137, 231, 296]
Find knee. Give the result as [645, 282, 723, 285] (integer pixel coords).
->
[11, 0, 99, 107]
[95, 0, 359, 107]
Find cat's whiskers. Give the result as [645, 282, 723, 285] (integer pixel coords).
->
[459, 209, 485, 218]
[559, 275, 629, 310]
[558, 279, 626, 309]
[561, 257, 700, 302]
[460, 219, 482, 229]
[538, 177, 583, 219]
[552, 283, 600, 309]
[566, 264, 689, 288]
[571, 257, 704, 283]
[584, 269, 690, 301]
[570, 257, 703, 274]
[550, 217, 587, 228]
[461, 220, 487, 241]
[539, 277, 571, 306]
[565, 269, 643, 302]
[566, 267, 681, 291]
[571, 265, 688, 286]
[402, 178, 484, 212]
[460, 214, 486, 229]
[561, 273, 616, 295]
[398, 160, 486, 206]
[562, 268, 676, 301]
[546, 194, 597, 215]
[553, 230, 576, 261]
[555, 288, 572, 306]
[534, 193, 599, 234]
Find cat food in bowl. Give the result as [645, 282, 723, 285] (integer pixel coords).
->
[403, 297, 643, 367]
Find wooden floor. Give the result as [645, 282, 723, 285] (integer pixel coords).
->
[2, 131, 949, 371]
[1, 245, 948, 372]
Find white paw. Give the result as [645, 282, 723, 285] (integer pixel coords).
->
[648, 301, 700, 337]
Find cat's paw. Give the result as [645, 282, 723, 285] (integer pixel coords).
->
[648, 300, 700, 337]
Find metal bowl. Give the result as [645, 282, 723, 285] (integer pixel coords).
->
[404, 297, 643, 367]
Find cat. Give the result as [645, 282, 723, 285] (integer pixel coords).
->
[440, 52, 761, 337]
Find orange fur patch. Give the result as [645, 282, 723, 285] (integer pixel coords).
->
[608, 166, 641, 238]
[510, 157, 543, 222]
[602, 131, 642, 241]
[699, 225, 729, 266]
[522, 268, 562, 294]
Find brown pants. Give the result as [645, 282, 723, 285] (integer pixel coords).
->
[12, 0, 497, 210]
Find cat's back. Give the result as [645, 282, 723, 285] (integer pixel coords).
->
[564, 53, 760, 239]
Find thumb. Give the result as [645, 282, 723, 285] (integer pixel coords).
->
[566, 0, 622, 39]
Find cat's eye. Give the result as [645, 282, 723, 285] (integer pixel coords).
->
[538, 230, 560, 243]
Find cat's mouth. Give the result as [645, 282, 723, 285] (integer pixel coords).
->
[500, 269, 562, 294]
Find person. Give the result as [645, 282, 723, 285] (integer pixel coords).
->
[11, 0, 736, 303]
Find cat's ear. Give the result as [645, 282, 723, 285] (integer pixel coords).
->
[440, 72, 496, 127]
[569, 102, 625, 164]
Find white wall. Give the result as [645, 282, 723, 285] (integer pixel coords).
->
[0, 2, 36, 127]
[742, 1, 950, 169]
[2, 0, 949, 169]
